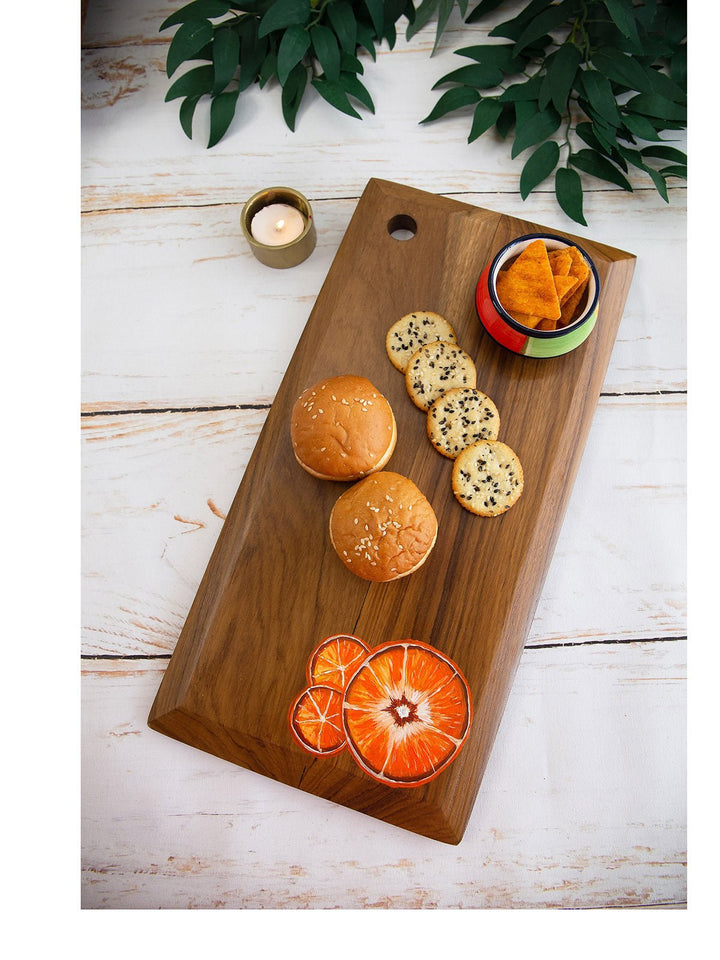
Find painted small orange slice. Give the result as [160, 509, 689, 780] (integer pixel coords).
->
[307, 634, 371, 691]
[342, 640, 472, 787]
[289, 685, 346, 756]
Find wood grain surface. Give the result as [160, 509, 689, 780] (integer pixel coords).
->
[81, 0, 686, 908]
[148, 180, 635, 843]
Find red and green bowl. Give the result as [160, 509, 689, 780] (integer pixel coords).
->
[475, 233, 600, 358]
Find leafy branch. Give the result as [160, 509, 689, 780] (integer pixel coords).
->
[160, 0, 686, 224]
[422, 0, 687, 224]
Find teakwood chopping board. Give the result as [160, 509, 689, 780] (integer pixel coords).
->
[148, 179, 635, 844]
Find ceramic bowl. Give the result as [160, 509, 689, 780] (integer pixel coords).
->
[475, 233, 600, 358]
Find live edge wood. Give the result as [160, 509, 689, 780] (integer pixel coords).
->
[148, 179, 636, 844]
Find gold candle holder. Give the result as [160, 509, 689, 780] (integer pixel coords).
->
[241, 186, 317, 268]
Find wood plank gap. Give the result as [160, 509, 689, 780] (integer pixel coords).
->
[81, 403, 271, 417]
[525, 635, 686, 651]
[83, 635, 685, 663]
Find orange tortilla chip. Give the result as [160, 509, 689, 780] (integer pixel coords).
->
[558, 275, 589, 327]
[509, 311, 543, 329]
[496, 239, 560, 321]
[549, 249, 572, 276]
[535, 318, 557, 331]
[553, 273, 581, 305]
[566, 246, 589, 283]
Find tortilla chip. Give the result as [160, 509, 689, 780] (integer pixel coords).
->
[509, 311, 543, 329]
[535, 318, 557, 331]
[553, 273, 581, 305]
[496, 239, 560, 321]
[558, 275, 590, 327]
[566, 245, 589, 283]
[548, 249, 572, 276]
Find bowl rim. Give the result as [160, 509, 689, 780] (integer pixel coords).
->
[486, 232, 600, 339]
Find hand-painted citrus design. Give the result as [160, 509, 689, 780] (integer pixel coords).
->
[288, 685, 345, 756]
[342, 641, 472, 787]
[289, 635, 472, 788]
[306, 634, 371, 690]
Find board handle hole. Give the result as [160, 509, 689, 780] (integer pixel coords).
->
[388, 214, 417, 241]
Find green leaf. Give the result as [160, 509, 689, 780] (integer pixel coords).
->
[258, 50, 277, 87]
[311, 24, 341, 82]
[466, 0, 506, 25]
[640, 66, 686, 105]
[212, 26, 240, 94]
[511, 104, 561, 157]
[433, 62, 505, 90]
[363, 0, 385, 37]
[277, 23, 310, 85]
[341, 72, 375, 113]
[179, 95, 200, 139]
[281, 62, 308, 131]
[555, 166, 587, 226]
[327, 1, 357, 54]
[625, 93, 686, 124]
[161, 1, 231, 31]
[590, 48, 652, 93]
[238, 20, 267, 92]
[311, 77, 361, 119]
[356, 22, 376, 60]
[569, 148, 632, 191]
[621, 112, 664, 142]
[670, 46, 686, 88]
[432, 0, 457, 53]
[616, 144, 669, 201]
[258, 0, 311, 38]
[575, 121, 628, 171]
[498, 75, 543, 102]
[420, 85, 480, 123]
[659, 164, 686, 179]
[165, 63, 214, 101]
[520, 140, 560, 199]
[454, 43, 524, 70]
[489, 0, 552, 42]
[539, 42, 581, 113]
[513, 0, 582, 55]
[467, 98, 502, 142]
[640, 144, 687, 165]
[602, 0, 640, 43]
[579, 69, 622, 127]
[406, 0, 440, 41]
[167, 18, 214, 77]
[208, 88, 239, 147]
[495, 102, 514, 139]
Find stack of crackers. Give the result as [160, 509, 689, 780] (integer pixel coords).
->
[496, 238, 590, 331]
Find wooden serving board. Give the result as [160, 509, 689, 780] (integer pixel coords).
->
[148, 179, 635, 844]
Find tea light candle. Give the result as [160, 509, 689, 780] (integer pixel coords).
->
[250, 203, 305, 246]
[241, 187, 317, 268]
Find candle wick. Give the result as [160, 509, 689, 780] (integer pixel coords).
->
[275, 219, 285, 231]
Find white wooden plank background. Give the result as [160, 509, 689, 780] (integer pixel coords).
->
[80, 0, 688, 912]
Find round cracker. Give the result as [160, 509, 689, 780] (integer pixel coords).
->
[405, 340, 477, 412]
[452, 440, 524, 516]
[385, 311, 457, 372]
[427, 387, 500, 459]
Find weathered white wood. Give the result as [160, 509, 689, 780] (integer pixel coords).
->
[81, 190, 686, 411]
[81, 639, 686, 908]
[81, 394, 685, 658]
[79, 0, 687, 913]
[81, 19, 686, 213]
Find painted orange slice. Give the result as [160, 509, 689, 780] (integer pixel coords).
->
[289, 685, 345, 756]
[307, 634, 371, 691]
[341, 640, 472, 787]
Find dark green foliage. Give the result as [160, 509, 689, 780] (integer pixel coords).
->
[422, 0, 686, 223]
[160, 0, 414, 147]
[160, 1, 686, 225]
